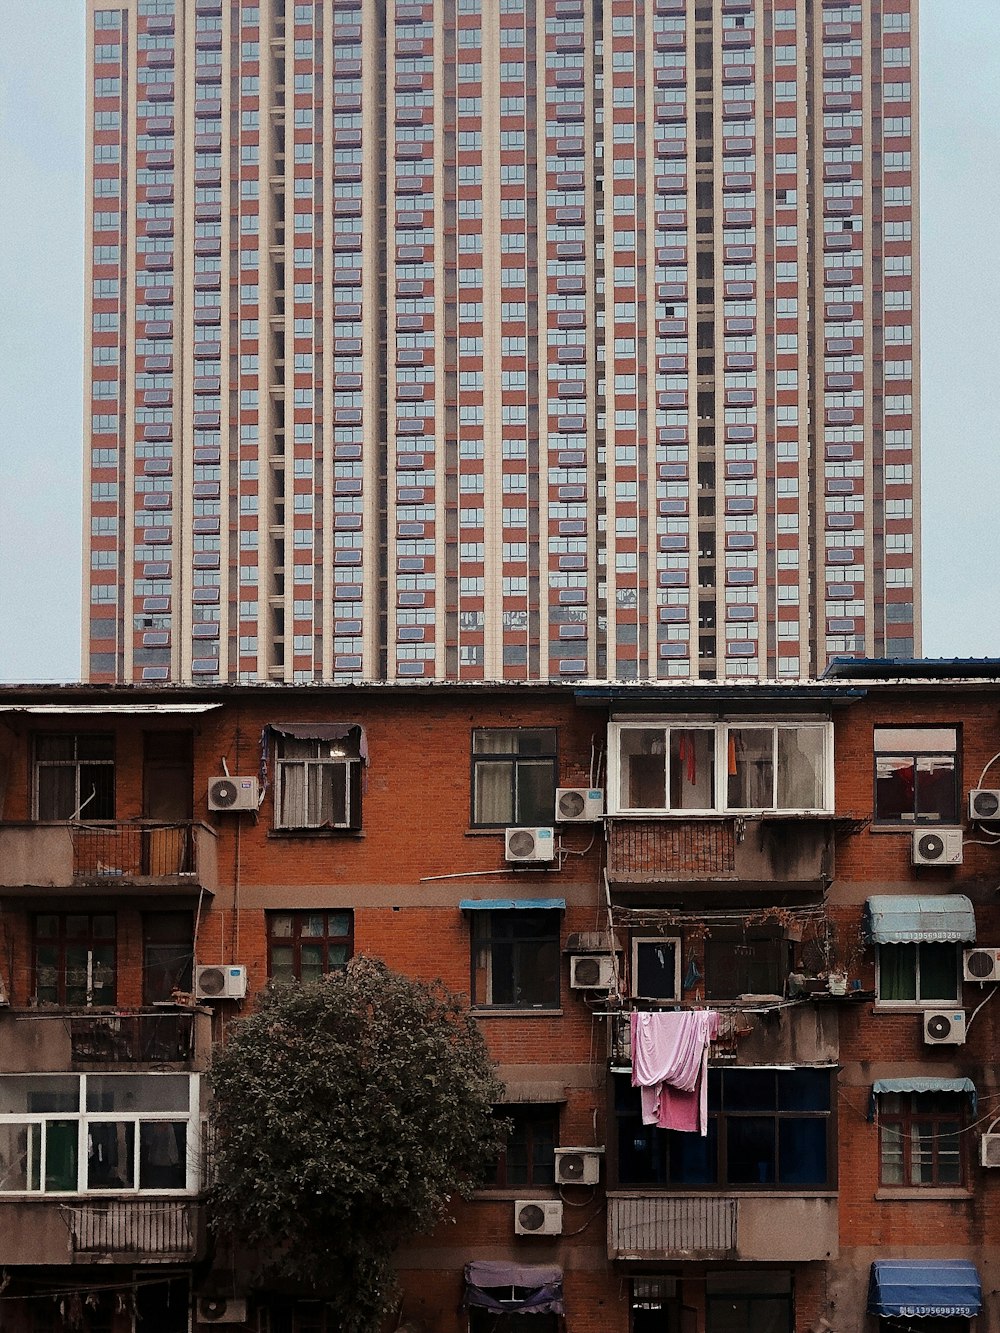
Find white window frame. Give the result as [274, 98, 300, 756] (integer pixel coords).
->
[0, 1072, 200, 1196]
[607, 719, 833, 816]
[274, 737, 361, 831]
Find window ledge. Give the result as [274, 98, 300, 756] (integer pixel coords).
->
[267, 828, 365, 839]
[470, 1188, 553, 1201]
[464, 828, 506, 838]
[472, 1007, 563, 1019]
[606, 1188, 839, 1199]
[873, 1003, 960, 1013]
[874, 1187, 972, 1201]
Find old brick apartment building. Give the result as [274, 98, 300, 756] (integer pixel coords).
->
[0, 659, 996, 1333]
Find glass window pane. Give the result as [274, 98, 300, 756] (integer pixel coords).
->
[88, 1122, 135, 1189]
[727, 728, 774, 809]
[515, 759, 555, 824]
[270, 914, 294, 939]
[778, 1069, 830, 1112]
[0, 1077, 80, 1115]
[634, 940, 678, 1000]
[474, 760, 514, 824]
[726, 1117, 776, 1184]
[139, 1122, 186, 1189]
[914, 755, 958, 821]
[876, 756, 914, 820]
[37, 767, 76, 821]
[879, 944, 917, 1000]
[301, 914, 326, 938]
[778, 1118, 827, 1184]
[724, 1070, 776, 1111]
[880, 1121, 905, 1183]
[919, 942, 958, 1001]
[270, 945, 295, 982]
[875, 728, 957, 753]
[473, 729, 517, 754]
[668, 1121, 718, 1184]
[327, 912, 351, 937]
[0, 1124, 40, 1191]
[86, 1075, 190, 1113]
[620, 729, 667, 810]
[776, 727, 824, 809]
[45, 1121, 79, 1192]
[669, 728, 715, 810]
[35, 736, 75, 762]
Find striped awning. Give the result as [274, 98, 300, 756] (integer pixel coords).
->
[864, 895, 976, 944]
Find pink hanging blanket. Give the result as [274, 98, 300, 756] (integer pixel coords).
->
[630, 1010, 720, 1136]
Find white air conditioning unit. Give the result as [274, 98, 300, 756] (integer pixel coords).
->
[208, 776, 259, 812]
[912, 828, 963, 866]
[514, 1199, 563, 1236]
[553, 1146, 604, 1186]
[195, 1299, 248, 1326]
[569, 954, 615, 991]
[195, 964, 248, 1001]
[555, 787, 604, 822]
[964, 947, 1000, 983]
[923, 1009, 966, 1045]
[505, 827, 556, 863]
[969, 789, 1000, 821]
[980, 1133, 1000, 1167]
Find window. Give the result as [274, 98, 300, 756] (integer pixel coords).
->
[143, 912, 193, 1004]
[615, 1067, 833, 1188]
[493, 1105, 557, 1187]
[267, 911, 353, 982]
[706, 1273, 793, 1333]
[611, 722, 830, 814]
[877, 942, 959, 1005]
[879, 1092, 966, 1187]
[705, 926, 790, 1000]
[0, 1073, 197, 1194]
[631, 936, 681, 1003]
[471, 728, 557, 828]
[471, 909, 561, 1009]
[273, 729, 363, 830]
[34, 734, 115, 820]
[33, 914, 116, 1006]
[874, 727, 959, 823]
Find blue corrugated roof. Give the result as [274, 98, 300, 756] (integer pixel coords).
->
[864, 895, 976, 944]
[868, 1261, 982, 1318]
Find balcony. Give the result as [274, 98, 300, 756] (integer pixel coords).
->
[607, 1192, 838, 1263]
[0, 822, 218, 896]
[0, 1006, 212, 1074]
[0, 1198, 203, 1266]
[606, 815, 833, 890]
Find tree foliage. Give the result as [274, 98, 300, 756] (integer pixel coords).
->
[207, 957, 507, 1333]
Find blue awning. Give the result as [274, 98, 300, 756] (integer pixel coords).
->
[864, 895, 976, 944]
[459, 899, 566, 912]
[868, 1260, 982, 1317]
[868, 1077, 978, 1121]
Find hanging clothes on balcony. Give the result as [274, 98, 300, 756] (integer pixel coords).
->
[630, 1009, 720, 1136]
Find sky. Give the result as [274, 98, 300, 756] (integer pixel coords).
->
[0, 2, 997, 683]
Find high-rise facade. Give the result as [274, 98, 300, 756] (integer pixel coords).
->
[83, 0, 919, 685]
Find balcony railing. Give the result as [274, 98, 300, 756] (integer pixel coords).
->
[70, 1012, 196, 1064]
[607, 1192, 838, 1262]
[0, 822, 217, 893]
[62, 1200, 198, 1260]
[607, 819, 736, 882]
[71, 822, 195, 881]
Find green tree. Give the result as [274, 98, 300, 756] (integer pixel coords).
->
[207, 956, 507, 1333]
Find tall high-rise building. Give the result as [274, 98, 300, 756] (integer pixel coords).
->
[83, 0, 919, 685]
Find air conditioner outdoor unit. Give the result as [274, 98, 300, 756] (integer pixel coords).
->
[195, 1299, 248, 1326]
[969, 789, 1000, 821]
[912, 828, 963, 866]
[555, 787, 604, 822]
[208, 776, 259, 812]
[964, 947, 1000, 983]
[505, 827, 556, 863]
[514, 1199, 563, 1236]
[923, 1009, 966, 1045]
[980, 1133, 1000, 1168]
[553, 1146, 604, 1186]
[569, 954, 615, 992]
[195, 964, 248, 1001]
